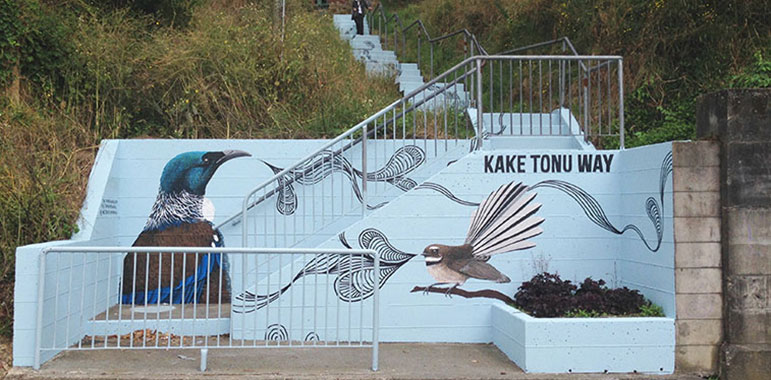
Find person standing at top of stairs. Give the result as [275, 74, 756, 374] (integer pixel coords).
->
[352, 0, 370, 35]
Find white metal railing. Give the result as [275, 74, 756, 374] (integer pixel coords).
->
[366, 3, 624, 145]
[233, 55, 482, 250]
[229, 55, 622, 251]
[34, 246, 380, 372]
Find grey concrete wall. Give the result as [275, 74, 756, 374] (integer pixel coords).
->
[672, 141, 722, 375]
[696, 89, 770, 380]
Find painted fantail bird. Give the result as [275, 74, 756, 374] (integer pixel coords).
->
[122, 150, 251, 306]
[422, 182, 544, 294]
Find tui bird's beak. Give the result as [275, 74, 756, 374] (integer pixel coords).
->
[216, 150, 251, 165]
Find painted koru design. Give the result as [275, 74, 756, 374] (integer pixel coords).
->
[261, 323, 321, 342]
[232, 228, 415, 314]
[260, 145, 425, 215]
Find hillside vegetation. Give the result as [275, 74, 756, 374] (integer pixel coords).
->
[0, 0, 398, 337]
[0, 0, 768, 340]
[382, 0, 769, 147]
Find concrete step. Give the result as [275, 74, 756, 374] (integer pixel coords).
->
[399, 81, 424, 93]
[365, 62, 398, 76]
[349, 34, 380, 43]
[401, 81, 467, 95]
[354, 51, 397, 61]
[410, 91, 471, 110]
[398, 73, 422, 82]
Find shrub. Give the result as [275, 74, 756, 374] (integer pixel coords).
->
[513, 272, 662, 318]
[513, 272, 576, 317]
[574, 277, 645, 316]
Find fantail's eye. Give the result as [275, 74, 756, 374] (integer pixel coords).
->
[429, 246, 439, 254]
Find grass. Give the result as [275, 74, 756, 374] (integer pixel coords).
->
[0, 0, 400, 339]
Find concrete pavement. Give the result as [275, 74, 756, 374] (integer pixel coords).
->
[6, 343, 706, 380]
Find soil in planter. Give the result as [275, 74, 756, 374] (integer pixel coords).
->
[512, 272, 665, 318]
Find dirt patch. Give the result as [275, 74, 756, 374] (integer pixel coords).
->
[0, 335, 11, 379]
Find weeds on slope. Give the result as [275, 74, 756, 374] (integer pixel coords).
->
[0, 0, 400, 338]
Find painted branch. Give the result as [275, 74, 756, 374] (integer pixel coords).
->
[410, 286, 515, 304]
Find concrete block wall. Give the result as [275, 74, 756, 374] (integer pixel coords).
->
[672, 140, 722, 374]
[696, 89, 771, 380]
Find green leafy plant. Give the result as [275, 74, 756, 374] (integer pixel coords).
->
[730, 50, 771, 88]
[639, 302, 665, 317]
[564, 309, 607, 318]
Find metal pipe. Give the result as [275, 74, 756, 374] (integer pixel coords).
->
[430, 44, 434, 80]
[371, 249, 380, 371]
[362, 124, 368, 217]
[618, 59, 625, 149]
[476, 58, 484, 148]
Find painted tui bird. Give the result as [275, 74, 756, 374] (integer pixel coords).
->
[121, 150, 251, 306]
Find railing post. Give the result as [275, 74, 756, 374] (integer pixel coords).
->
[618, 58, 625, 149]
[583, 63, 590, 143]
[361, 124, 368, 218]
[242, 194, 250, 247]
[401, 32, 406, 58]
[33, 250, 46, 370]
[393, 24, 397, 53]
[200, 348, 208, 372]
[430, 44, 434, 80]
[384, 20, 388, 49]
[371, 249, 380, 371]
[476, 58, 484, 149]
[560, 41, 566, 108]
[417, 33, 421, 71]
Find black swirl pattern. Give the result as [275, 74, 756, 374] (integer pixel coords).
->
[304, 332, 320, 341]
[415, 182, 480, 206]
[529, 151, 673, 252]
[261, 145, 425, 215]
[264, 324, 289, 341]
[232, 228, 416, 314]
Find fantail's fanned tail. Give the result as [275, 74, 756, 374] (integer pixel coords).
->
[464, 182, 544, 258]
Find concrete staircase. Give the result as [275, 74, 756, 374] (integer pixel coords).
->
[333, 14, 470, 109]
[333, 15, 397, 76]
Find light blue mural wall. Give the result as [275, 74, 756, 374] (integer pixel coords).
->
[614, 142, 675, 317]
[109, 139, 334, 247]
[13, 139, 341, 366]
[230, 144, 674, 343]
[264, 146, 675, 343]
[15, 138, 675, 367]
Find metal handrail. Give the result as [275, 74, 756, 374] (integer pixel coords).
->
[367, 4, 605, 80]
[219, 55, 483, 231]
[368, 3, 488, 80]
[227, 54, 625, 237]
[34, 245, 381, 371]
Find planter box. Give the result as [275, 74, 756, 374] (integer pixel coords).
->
[491, 304, 675, 374]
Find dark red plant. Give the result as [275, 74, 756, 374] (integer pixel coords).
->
[513, 272, 648, 318]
